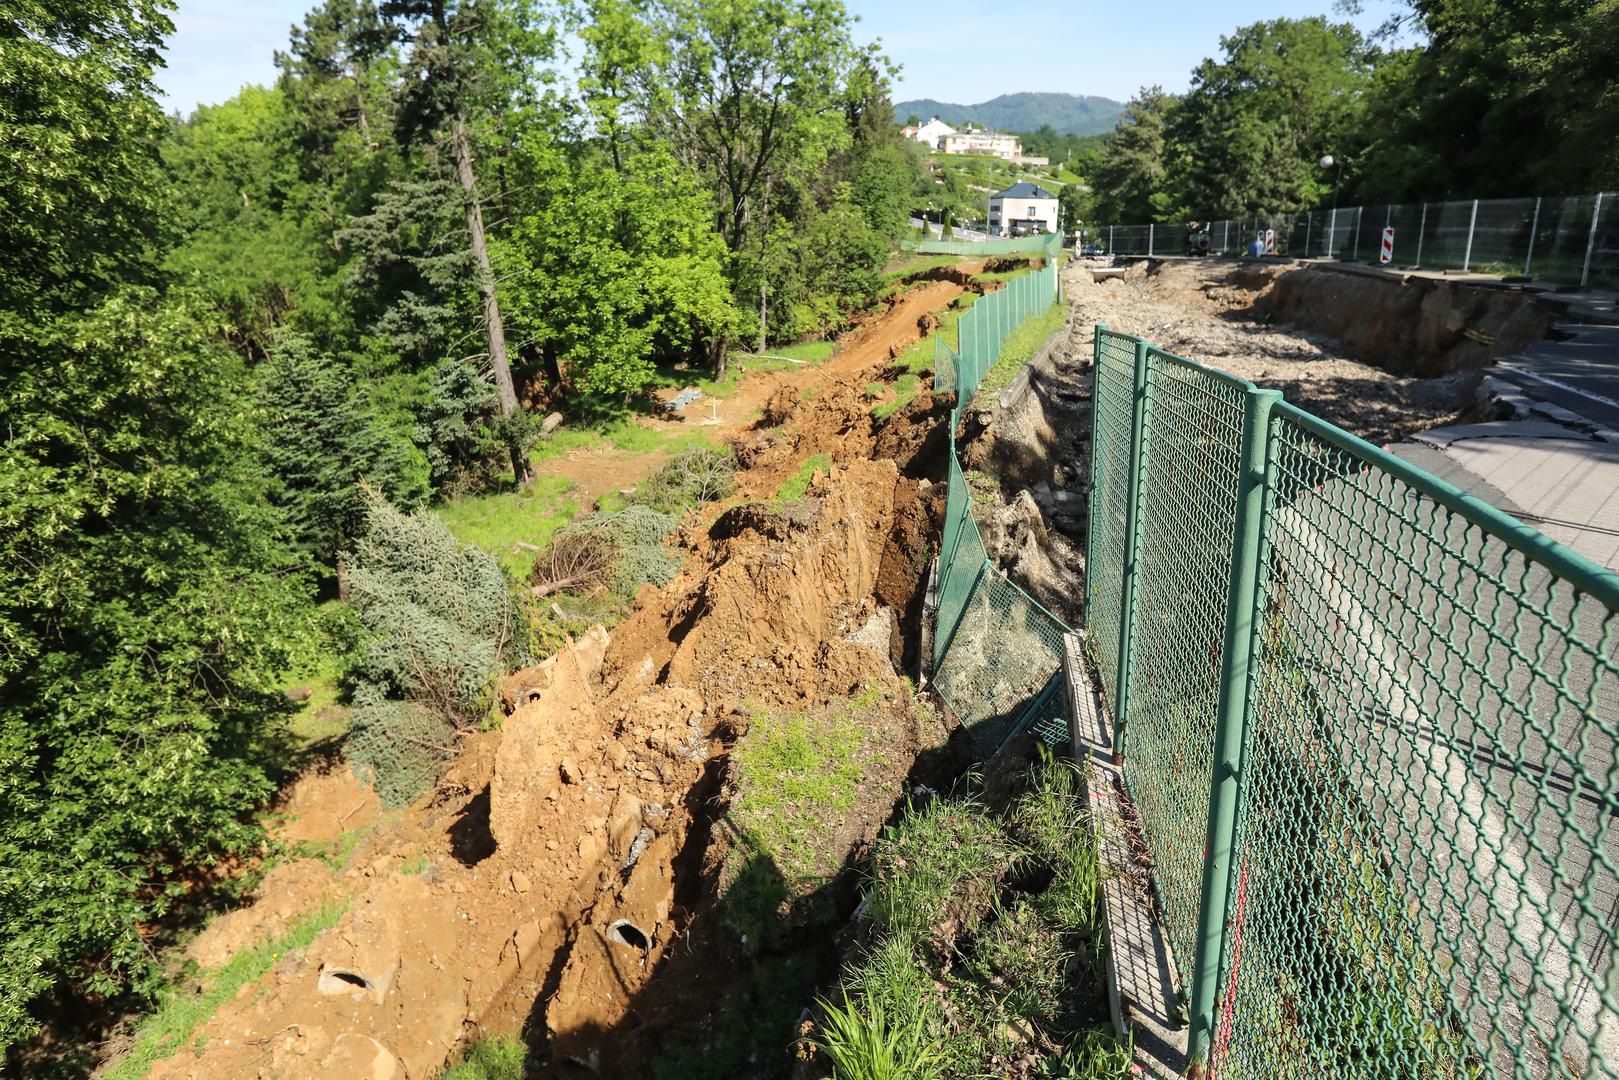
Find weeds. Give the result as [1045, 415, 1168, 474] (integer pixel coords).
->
[438, 1034, 526, 1079]
[104, 898, 350, 1080]
[818, 751, 1131, 1079]
[816, 991, 946, 1080]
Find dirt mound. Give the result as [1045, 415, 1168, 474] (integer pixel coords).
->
[755, 385, 797, 428]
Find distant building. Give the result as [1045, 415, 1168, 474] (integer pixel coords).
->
[940, 128, 1022, 161]
[902, 116, 958, 150]
[989, 182, 1060, 235]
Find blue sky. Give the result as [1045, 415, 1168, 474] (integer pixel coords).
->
[154, 0, 1411, 117]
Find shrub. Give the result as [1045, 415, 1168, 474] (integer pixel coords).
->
[530, 505, 680, 600]
[345, 496, 528, 805]
[633, 447, 737, 513]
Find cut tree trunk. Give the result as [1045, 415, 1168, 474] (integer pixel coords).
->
[452, 113, 533, 488]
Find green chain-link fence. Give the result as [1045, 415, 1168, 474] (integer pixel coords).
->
[1094, 191, 1619, 288]
[930, 238, 1072, 751]
[1086, 325, 1619, 1077]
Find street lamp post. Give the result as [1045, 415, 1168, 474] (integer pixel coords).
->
[1319, 154, 1345, 258]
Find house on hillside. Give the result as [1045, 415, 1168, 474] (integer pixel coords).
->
[902, 116, 958, 150]
[989, 182, 1060, 235]
[940, 128, 1022, 161]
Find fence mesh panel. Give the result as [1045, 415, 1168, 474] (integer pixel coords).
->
[1095, 191, 1615, 287]
[1084, 331, 1138, 707]
[1216, 404, 1619, 1079]
[1086, 322, 1619, 1077]
[1123, 351, 1250, 978]
[929, 252, 1072, 752]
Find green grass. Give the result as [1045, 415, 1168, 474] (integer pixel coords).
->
[719, 688, 895, 952]
[279, 599, 355, 747]
[883, 253, 962, 283]
[974, 260, 1040, 284]
[654, 339, 838, 400]
[872, 374, 921, 420]
[435, 474, 581, 580]
[975, 300, 1068, 399]
[438, 1035, 527, 1080]
[821, 752, 1130, 1080]
[104, 898, 350, 1080]
[292, 821, 378, 873]
[815, 991, 946, 1080]
[728, 702, 875, 884]
[770, 452, 833, 506]
[529, 414, 722, 460]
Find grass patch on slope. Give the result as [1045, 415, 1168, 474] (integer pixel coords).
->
[104, 898, 350, 1080]
[439, 1035, 527, 1079]
[435, 474, 581, 580]
[976, 300, 1068, 399]
[812, 750, 1130, 1080]
[720, 689, 895, 951]
[770, 452, 833, 506]
[729, 692, 885, 885]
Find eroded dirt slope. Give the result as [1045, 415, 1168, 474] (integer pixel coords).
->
[139, 271, 976, 1080]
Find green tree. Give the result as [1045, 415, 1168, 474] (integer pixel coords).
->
[1091, 87, 1180, 223]
[1168, 17, 1373, 216]
[499, 140, 736, 400]
[628, 0, 880, 371]
[382, 0, 557, 485]
[162, 86, 347, 361]
[259, 335, 430, 573]
[0, 290, 304, 1049]
[0, 3, 310, 1047]
[1353, 0, 1619, 198]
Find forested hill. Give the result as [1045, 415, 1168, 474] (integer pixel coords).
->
[893, 92, 1125, 135]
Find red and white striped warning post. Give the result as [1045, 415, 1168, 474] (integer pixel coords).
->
[1380, 226, 1395, 265]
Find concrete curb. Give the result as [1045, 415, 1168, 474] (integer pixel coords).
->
[1062, 632, 1188, 1078]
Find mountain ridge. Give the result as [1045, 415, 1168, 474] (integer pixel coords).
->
[894, 91, 1124, 136]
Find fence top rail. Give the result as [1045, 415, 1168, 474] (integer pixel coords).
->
[1144, 344, 1258, 396]
[1273, 400, 1619, 613]
[1097, 328, 1261, 394]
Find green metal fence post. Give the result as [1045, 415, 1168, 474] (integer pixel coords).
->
[1111, 339, 1153, 739]
[1186, 384, 1281, 1073]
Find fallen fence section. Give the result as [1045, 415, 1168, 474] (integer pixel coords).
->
[1096, 190, 1619, 290]
[930, 236, 1073, 752]
[1086, 324, 1619, 1077]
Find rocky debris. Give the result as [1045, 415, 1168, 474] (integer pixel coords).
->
[1065, 258, 1480, 444]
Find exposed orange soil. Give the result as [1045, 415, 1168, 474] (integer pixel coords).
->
[529, 265, 983, 505]
[133, 266, 982, 1079]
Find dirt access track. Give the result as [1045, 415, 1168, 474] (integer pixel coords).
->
[528, 262, 991, 505]
[142, 262, 1002, 1079]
